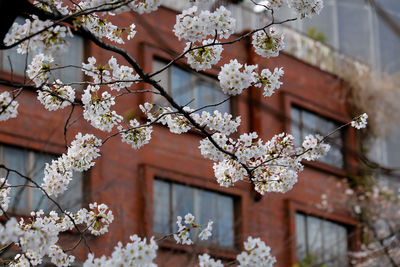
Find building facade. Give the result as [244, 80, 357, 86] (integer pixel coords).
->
[0, 2, 364, 266]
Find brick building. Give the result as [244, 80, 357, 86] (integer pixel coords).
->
[0, 2, 363, 266]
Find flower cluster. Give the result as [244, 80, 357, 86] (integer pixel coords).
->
[27, 53, 54, 86]
[174, 213, 213, 245]
[83, 235, 157, 267]
[201, 131, 330, 194]
[49, 245, 76, 267]
[219, 60, 284, 98]
[218, 59, 258, 95]
[236, 237, 276, 267]
[351, 113, 368, 129]
[4, 16, 71, 55]
[185, 39, 223, 71]
[0, 178, 11, 216]
[37, 80, 75, 111]
[287, 0, 324, 19]
[0, 203, 112, 266]
[82, 57, 139, 90]
[252, 28, 285, 58]
[192, 110, 241, 135]
[198, 254, 223, 267]
[42, 133, 101, 197]
[82, 85, 123, 132]
[118, 119, 153, 149]
[256, 67, 284, 97]
[300, 134, 330, 161]
[0, 91, 19, 121]
[174, 6, 236, 42]
[83, 202, 114, 236]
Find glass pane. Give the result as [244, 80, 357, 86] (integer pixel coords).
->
[291, 107, 302, 146]
[296, 213, 307, 261]
[57, 36, 84, 86]
[337, 225, 348, 266]
[302, 0, 336, 46]
[338, 3, 372, 64]
[172, 183, 194, 231]
[324, 220, 339, 267]
[32, 153, 54, 212]
[153, 180, 171, 234]
[377, 12, 400, 73]
[1, 146, 30, 213]
[171, 66, 192, 107]
[196, 189, 218, 242]
[307, 216, 324, 261]
[217, 194, 234, 247]
[152, 60, 169, 105]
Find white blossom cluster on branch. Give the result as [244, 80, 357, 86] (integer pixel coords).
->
[174, 6, 236, 42]
[4, 16, 72, 55]
[42, 133, 101, 197]
[0, 178, 11, 215]
[0, 91, 19, 121]
[351, 113, 368, 129]
[252, 27, 285, 58]
[0, 203, 113, 267]
[174, 213, 213, 245]
[185, 39, 223, 71]
[218, 59, 284, 97]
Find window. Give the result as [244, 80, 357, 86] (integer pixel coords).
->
[0, 17, 85, 84]
[0, 145, 83, 214]
[153, 179, 236, 247]
[291, 106, 344, 168]
[152, 60, 230, 114]
[295, 213, 349, 267]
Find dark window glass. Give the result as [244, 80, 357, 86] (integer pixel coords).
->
[296, 213, 348, 267]
[291, 106, 344, 168]
[153, 60, 230, 114]
[0, 145, 83, 214]
[153, 179, 236, 247]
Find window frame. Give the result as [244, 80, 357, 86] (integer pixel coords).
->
[0, 143, 87, 216]
[139, 164, 249, 259]
[153, 177, 237, 248]
[287, 200, 360, 266]
[138, 43, 237, 120]
[152, 59, 232, 114]
[283, 93, 356, 176]
[0, 27, 87, 86]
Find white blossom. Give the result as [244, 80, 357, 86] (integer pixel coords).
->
[185, 39, 223, 71]
[83, 235, 157, 267]
[0, 178, 11, 216]
[0, 91, 19, 121]
[191, 110, 241, 135]
[351, 113, 368, 129]
[252, 28, 284, 58]
[237, 237, 276, 267]
[82, 85, 123, 132]
[174, 6, 235, 42]
[42, 133, 101, 196]
[199, 254, 224, 267]
[199, 221, 213, 240]
[218, 59, 258, 95]
[5, 16, 71, 55]
[27, 53, 54, 86]
[118, 119, 153, 149]
[256, 67, 284, 97]
[287, 0, 324, 19]
[37, 80, 75, 111]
